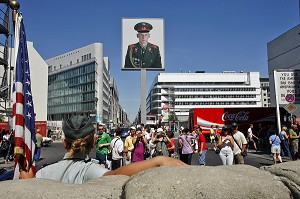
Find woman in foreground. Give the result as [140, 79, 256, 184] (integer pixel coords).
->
[19, 116, 186, 184]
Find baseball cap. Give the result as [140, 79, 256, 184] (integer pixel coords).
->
[63, 115, 95, 140]
[231, 122, 238, 127]
[157, 128, 163, 132]
[222, 126, 229, 131]
[130, 126, 136, 130]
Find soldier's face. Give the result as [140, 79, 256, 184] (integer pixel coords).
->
[137, 33, 150, 46]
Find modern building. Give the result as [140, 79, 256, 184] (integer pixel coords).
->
[46, 43, 111, 125]
[0, 41, 48, 134]
[146, 71, 262, 126]
[260, 77, 270, 107]
[267, 24, 300, 118]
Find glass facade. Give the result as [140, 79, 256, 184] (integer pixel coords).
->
[48, 63, 96, 120]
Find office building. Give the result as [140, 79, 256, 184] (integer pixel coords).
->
[46, 43, 111, 124]
[146, 71, 262, 126]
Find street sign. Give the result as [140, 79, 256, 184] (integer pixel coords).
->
[284, 103, 297, 113]
[285, 94, 295, 103]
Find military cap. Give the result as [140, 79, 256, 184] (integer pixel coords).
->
[63, 115, 95, 140]
[134, 22, 153, 33]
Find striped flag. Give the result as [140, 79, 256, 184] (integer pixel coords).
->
[12, 13, 36, 179]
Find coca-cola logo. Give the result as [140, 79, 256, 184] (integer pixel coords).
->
[222, 111, 250, 122]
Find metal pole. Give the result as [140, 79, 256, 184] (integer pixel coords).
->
[140, 69, 146, 125]
[274, 70, 281, 132]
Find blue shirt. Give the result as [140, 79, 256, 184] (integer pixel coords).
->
[269, 135, 280, 147]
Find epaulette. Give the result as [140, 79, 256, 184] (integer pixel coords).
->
[150, 44, 158, 49]
[129, 44, 136, 48]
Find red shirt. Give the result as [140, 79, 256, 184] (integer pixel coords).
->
[198, 133, 207, 150]
[167, 138, 175, 153]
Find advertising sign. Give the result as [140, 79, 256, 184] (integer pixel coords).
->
[275, 70, 300, 104]
[122, 18, 165, 71]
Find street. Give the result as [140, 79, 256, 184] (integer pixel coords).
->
[0, 140, 291, 172]
[35, 141, 288, 170]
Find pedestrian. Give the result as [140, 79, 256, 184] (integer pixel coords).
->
[34, 129, 43, 161]
[2, 130, 10, 163]
[19, 115, 187, 183]
[110, 128, 124, 170]
[269, 129, 282, 164]
[209, 125, 216, 149]
[152, 128, 170, 157]
[231, 122, 247, 164]
[247, 124, 258, 152]
[124, 126, 136, 164]
[131, 128, 147, 162]
[289, 124, 299, 161]
[279, 126, 291, 159]
[196, 126, 207, 166]
[95, 124, 111, 167]
[257, 123, 266, 151]
[217, 126, 234, 165]
[166, 131, 175, 157]
[178, 128, 194, 165]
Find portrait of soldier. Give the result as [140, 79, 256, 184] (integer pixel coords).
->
[124, 22, 162, 69]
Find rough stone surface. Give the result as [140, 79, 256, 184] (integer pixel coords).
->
[124, 165, 291, 199]
[261, 161, 300, 199]
[1, 163, 300, 199]
[0, 175, 129, 199]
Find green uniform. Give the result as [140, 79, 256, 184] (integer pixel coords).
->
[124, 42, 162, 69]
[96, 132, 111, 154]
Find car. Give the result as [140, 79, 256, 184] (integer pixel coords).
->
[108, 129, 116, 137]
[121, 128, 129, 138]
[42, 137, 53, 147]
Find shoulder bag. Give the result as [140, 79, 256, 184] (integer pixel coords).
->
[232, 135, 247, 157]
[107, 138, 120, 161]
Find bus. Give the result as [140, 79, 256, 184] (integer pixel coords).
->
[188, 107, 292, 135]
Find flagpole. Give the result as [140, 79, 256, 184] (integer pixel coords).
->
[9, 0, 20, 29]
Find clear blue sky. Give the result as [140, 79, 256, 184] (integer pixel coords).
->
[18, 0, 299, 122]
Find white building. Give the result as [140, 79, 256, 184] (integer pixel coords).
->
[146, 71, 262, 126]
[0, 42, 48, 134]
[46, 43, 111, 124]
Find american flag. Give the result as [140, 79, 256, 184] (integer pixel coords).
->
[12, 13, 36, 179]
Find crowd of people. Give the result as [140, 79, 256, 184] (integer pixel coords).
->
[12, 114, 300, 184]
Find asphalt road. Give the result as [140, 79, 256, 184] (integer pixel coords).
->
[0, 140, 291, 171]
[33, 141, 287, 170]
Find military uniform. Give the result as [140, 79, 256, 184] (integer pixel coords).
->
[125, 42, 162, 68]
[124, 21, 162, 69]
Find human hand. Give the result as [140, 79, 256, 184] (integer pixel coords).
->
[19, 167, 34, 179]
[199, 150, 203, 155]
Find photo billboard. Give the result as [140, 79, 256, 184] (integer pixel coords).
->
[122, 18, 165, 71]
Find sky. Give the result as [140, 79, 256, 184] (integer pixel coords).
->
[16, 0, 299, 122]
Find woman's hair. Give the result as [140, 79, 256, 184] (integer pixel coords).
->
[64, 132, 95, 157]
[282, 126, 287, 131]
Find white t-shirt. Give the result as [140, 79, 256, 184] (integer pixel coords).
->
[232, 131, 247, 155]
[111, 136, 124, 160]
[36, 153, 107, 184]
[247, 128, 253, 138]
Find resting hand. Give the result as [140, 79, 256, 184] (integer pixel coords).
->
[19, 167, 34, 179]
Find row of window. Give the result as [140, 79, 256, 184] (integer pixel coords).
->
[157, 82, 248, 86]
[48, 92, 96, 106]
[82, 53, 92, 62]
[173, 101, 257, 106]
[173, 88, 256, 92]
[49, 73, 95, 90]
[49, 63, 95, 83]
[48, 83, 95, 98]
[48, 101, 96, 114]
[175, 94, 257, 99]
